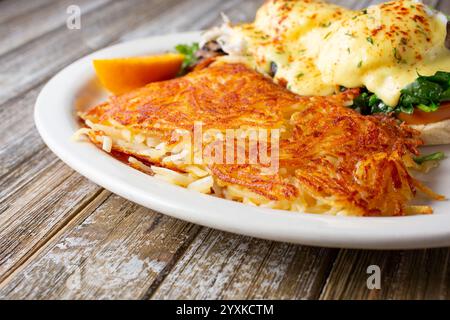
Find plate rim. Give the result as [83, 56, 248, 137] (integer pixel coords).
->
[34, 31, 450, 249]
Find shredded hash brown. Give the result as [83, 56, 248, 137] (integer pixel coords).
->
[82, 63, 301, 138]
[78, 62, 443, 216]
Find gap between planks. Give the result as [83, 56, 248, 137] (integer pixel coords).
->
[0, 188, 109, 287]
[0, 0, 255, 295]
[0, 195, 203, 299]
[0, 0, 55, 24]
[0, 0, 115, 58]
[1, 0, 449, 299]
[0, 0, 187, 106]
[0, 0, 114, 57]
[148, 228, 339, 300]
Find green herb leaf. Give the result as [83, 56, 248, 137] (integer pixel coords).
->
[175, 42, 200, 75]
[399, 71, 450, 114]
[416, 102, 439, 112]
[413, 152, 445, 165]
[399, 104, 414, 114]
[441, 88, 450, 101]
[351, 90, 395, 115]
[351, 92, 369, 114]
[366, 36, 374, 45]
[425, 71, 450, 86]
[350, 72, 450, 116]
[345, 31, 355, 38]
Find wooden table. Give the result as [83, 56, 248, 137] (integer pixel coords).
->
[0, 0, 449, 300]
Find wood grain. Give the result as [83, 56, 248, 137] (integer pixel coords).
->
[118, 0, 263, 42]
[0, 160, 102, 282]
[0, 0, 270, 299]
[0, 0, 449, 300]
[0, 0, 181, 106]
[0, 0, 112, 56]
[0, 0, 55, 24]
[320, 249, 450, 299]
[151, 229, 337, 300]
[438, 0, 450, 12]
[0, 86, 45, 179]
[0, 193, 200, 299]
[0, 0, 264, 282]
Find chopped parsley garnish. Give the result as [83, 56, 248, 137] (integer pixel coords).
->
[366, 36, 374, 45]
[413, 152, 445, 165]
[357, 60, 363, 68]
[175, 42, 200, 75]
[393, 47, 405, 64]
[345, 31, 355, 38]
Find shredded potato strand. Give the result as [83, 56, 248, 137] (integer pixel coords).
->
[77, 63, 444, 216]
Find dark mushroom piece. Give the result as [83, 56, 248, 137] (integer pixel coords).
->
[269, 61, 278, 77]
[195, 41, 225, 62]
[446, 21, 450, 50]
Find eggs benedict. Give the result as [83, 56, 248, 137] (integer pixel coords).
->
[201, 0, 450, 144]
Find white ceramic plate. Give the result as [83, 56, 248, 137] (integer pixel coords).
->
[35, 32, 450, 249]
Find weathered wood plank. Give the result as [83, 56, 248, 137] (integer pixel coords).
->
[0, 0, 54, 24]
[0, 0, 184, 106]
[0, 0, 112, 56]
[438, 0, 450, 13]
[0, 0, 230, 182]
[423, 0, 443, 10]
[118, 0, 254, 41]
[0, 85, 75, 208]
[0, 85, 51, 181]
[151, 229, 337, 300]
[0, 161, 103, 282]
[0, 0, 266, 296]
[0, 0, 258, 227]
[309, 0, 449, 300]
[0, 85, 42, 148]
[334, 0, 370, 9]
[0, 193, 201, 299]
[335, 0, 440, 8]
[0, 0, 256, 195]
[0, 0, 246, 192]
[319, 249, 450, 300]
[1, 0, 448, 301]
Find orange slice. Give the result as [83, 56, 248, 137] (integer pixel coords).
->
[93, 53, 184, 95]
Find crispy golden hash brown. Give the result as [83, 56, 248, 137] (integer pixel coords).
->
[211, 95, 442, 216]
[82, 63, 302, 136]
[78, 62, 443, 216]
